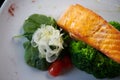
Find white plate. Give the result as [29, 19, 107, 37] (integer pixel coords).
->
[0, 0, 120, 80]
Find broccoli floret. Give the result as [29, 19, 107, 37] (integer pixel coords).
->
[70, 40, 120, 78]
[109, 21, 120, 30]
[69, 21, 120, 78]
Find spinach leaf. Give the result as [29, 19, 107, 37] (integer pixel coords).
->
[22, 14, 68, 71]
[23, 14, 57, 40]
[23, 41, 51, 70]
[22, 14, 59, 71]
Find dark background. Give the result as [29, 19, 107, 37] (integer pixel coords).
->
[0, 0, 5, 7]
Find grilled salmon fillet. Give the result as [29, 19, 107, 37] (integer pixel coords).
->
[57, 4, 120, 63]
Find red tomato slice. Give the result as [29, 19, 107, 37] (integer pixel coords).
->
[48, 60, 63, 77]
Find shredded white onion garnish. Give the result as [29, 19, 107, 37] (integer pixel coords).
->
[31, 24, 64, 63]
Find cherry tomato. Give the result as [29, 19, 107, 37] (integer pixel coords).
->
[48, 55, 72, 77]
[48, 60, 63, 77]
[62, 56, 72, 69]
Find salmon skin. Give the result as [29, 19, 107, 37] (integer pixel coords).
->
[57, 4, 120, 63]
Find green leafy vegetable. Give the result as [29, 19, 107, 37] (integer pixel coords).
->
[24, 41, 51, 70]
[22, 14, 58, 70]
[23, 14, 57, 40]
[69, 21, 120, 78]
